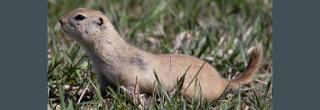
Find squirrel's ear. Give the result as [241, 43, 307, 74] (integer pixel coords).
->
[96, 17, 106, 30]
[96, 17, 104, 26]
[97, 17, 104, 25]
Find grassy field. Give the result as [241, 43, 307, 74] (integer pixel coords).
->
[48, 0, 272, 109]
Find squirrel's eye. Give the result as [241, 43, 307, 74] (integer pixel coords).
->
[74, 15, 86, 20]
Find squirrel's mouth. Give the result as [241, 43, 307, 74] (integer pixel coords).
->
[58, 19, 63, 25]
[58, 18, 66, 26]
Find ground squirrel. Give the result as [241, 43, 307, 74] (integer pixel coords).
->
[59, 8, 263, 103]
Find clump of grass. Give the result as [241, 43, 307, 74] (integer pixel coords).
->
[48, 0, 272, 109]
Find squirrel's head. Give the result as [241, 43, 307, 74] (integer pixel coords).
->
[59, 8, 115, 45]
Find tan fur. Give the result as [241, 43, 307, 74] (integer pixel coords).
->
[59, 8, 263, 102]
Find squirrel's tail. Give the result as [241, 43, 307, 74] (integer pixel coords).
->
[228, 44, 263, 89]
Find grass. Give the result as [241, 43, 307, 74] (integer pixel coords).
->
[48, 0, 272, 109]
